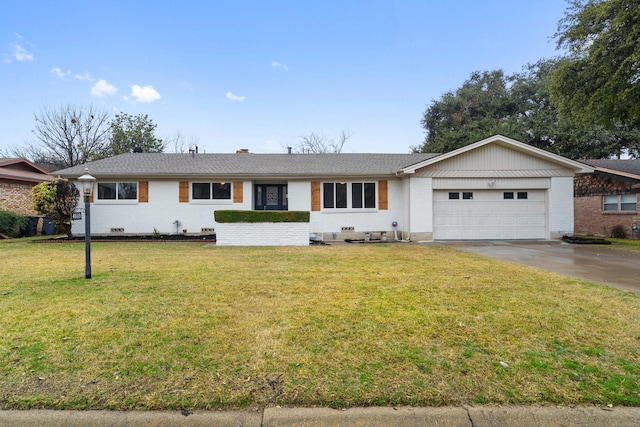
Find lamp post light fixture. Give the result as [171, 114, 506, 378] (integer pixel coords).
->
[77, 168, 96, 279]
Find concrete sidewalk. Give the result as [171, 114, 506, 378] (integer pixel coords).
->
[1, 406, 639, 426]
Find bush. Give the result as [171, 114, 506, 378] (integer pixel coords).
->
[610, 224, 628, 239]
[214, 210, 310, 223]
[0, 210, 25, 237]
[32, 179, 79, 238]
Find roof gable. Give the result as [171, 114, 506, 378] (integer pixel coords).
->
[0, 158, 53, 183]
[401, 135, 594, 175]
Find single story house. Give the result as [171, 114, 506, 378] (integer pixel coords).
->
[54, 135, 594, 242]
[574, 159, 640, 238]
[0, 158, 53, 216]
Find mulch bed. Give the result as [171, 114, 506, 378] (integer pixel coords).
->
[35, 234, 217, 243]
[562, 235, 612, 245]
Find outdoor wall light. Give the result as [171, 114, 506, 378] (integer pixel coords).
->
[77, 168, 96, 279]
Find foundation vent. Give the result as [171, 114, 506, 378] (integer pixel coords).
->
[341, 226, 355, 232]
[110, 228, 125, 233]
[201, 228, 215, 233]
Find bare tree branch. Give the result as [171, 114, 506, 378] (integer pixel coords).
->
[21, 104, 111, 170]
[165, 130, 200, 153]
[294, 129, 352, 153]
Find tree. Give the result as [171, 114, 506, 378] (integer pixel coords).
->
[417, 62, 640, 158]
[165, 130, 200, 153]
[294, 129, 352, 153]
[21, 104, 111, 170]
[32, 179, 79, 238]
[106, 113, 165, 156]
[551, 0, 640, 130]
[419, 70, 519, 153]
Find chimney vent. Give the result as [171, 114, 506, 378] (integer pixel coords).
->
[287, 146, 292, 155]
[236, 149, 250, 154]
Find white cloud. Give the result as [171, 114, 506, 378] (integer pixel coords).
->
[226, 91, 245, 101]
[130, 84, 161, 103]
[271, 60, 289, 71]
[51, 67, 71, 79]
[90, 79, 118, 97]
[14, 44, 34, 62]
[74, 72, 94, 81]
[5, 34, 33, 63]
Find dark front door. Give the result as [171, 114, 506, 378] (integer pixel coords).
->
[255, 184, 288, 210]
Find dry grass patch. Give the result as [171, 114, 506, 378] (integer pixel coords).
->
[1, 242, 639, 410]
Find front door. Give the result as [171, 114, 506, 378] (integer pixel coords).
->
[255, 184, 288, 210]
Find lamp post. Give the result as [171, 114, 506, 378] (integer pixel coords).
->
[77, 168, 96, 279]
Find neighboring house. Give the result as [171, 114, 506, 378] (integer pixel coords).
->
[574, 159, 640, 237]
[53, 135, 593, 242]
[0, 158, 53, 216]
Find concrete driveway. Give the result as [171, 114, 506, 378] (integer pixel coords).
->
[428, 240, 640, 293]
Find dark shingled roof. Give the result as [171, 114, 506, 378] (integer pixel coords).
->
[581, 159, 640, 177]
[53, 152, 441, 179]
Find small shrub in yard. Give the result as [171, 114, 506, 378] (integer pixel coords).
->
[610, 224, 628, 239]
[0, 210, 25, 237]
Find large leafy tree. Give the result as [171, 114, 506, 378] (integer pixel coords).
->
[417, 61, 639, 158]
[551, 0, 640, 131]
[106, 113, 165, 156]
[419, 70, 519, 154]
[18, 104, 111, 170]
[32, 179, 79, 238]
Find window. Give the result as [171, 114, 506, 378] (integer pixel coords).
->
[621, 194, 637, 211]
[503, 192, 514, 200]
[517, 192, 528, 199]
[448, 192, 460, 200]
[97, 182, 138, 200]
[604, 194, 637, 212]
[192, 182, 231, 200]
[462, 192, 473, 200]
[323, 182, 376, 209]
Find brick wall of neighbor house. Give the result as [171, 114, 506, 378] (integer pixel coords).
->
[574, 173, 640, 237]
[0, 182, 38, 216]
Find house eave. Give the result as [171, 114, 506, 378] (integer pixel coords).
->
[401, 135, 596, 175]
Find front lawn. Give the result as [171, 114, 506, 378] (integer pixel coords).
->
[1, 242, 639, 410]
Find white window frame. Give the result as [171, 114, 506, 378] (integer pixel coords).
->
[95, 182, 138, 204]
[190, 182, 233, 204]
[603, 194, 637, 212]
[322, 181, 377, 211]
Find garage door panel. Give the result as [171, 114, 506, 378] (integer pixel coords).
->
[433, 190, 546, 240]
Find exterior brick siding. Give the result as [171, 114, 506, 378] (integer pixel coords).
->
[574, 172, 640, 238]
[0, 182, 38, 216]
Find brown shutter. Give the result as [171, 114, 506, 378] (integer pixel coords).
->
[233, 182, 243, 203]
[179, 181, 189, 203]
[138, 181, 149, 203]
[311, 181, 321, 211]
[378, 180, 388, 210]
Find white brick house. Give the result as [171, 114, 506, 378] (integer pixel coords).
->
[54, 135, 594, 243]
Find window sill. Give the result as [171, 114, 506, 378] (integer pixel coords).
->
[321, 209, 378, 214]
[95, 200, 139, 205]
[190, 200, 233, 205]
[601, 211, 638, 215]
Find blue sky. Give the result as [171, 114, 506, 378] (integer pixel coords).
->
[1, 1, 569, 155]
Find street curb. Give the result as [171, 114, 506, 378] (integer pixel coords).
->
[1, 406, 639, 426]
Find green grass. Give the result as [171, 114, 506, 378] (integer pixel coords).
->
[606, 237, 640, 251]
[1, 241, 639, 410]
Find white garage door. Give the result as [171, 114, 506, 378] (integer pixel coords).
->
[433, 190, 546, 240]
